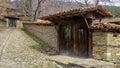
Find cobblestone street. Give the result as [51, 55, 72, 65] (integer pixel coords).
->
[0, 28, 57, 68]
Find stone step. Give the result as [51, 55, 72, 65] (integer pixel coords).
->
[48, 55, 114, 68]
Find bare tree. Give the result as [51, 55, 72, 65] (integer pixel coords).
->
[84, 0, 89, 6]
[13, 0, 32, 19]
[13, 0, 46, 21]
[33, 0, 46, 21]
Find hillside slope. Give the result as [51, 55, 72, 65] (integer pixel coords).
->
[104, 6, 120, 17]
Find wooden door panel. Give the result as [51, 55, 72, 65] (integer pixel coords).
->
[59, 25, 74, 55]
[76, 24, 89, 57]
[9, 19, 16, 27]
[59, 24, 89, 57]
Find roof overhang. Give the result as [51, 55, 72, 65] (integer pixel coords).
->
[90, 23, 120, 32]
[40, 5, 113, 22]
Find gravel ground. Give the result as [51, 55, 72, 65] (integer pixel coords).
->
[0, 28, 58, 68]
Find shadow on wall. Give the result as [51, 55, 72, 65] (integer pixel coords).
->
[23, 29, 58, 55]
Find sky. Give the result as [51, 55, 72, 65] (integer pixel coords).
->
[10, 0, 14, 1]
[63, 0, 120, 6]
[99, 0, 120, 6]
[10, 0, 120, 6]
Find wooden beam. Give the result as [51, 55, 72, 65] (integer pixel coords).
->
[97, 10, 106, 17]
[84, 18, 90, 29]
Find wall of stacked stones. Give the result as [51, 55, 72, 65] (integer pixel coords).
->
[23, 24, 58, 51]
[92, 32, 108, 60]
[16, 20, 23, 28]
[93, 31, 120, 61]
[0, 20, 6, 27]
[107, 33, 120, 61]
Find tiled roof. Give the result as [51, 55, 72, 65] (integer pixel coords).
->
[90, 23, 120, 30]
[2, 14, 25, 20]
[3, 15, 20, 19]
[40, 5, 113, 20]
[23, 20, 53, 25]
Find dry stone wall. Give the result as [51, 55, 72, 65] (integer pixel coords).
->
[16, 20, 23, 28]
[107, 33, 120, 61]
[93, 31, 120, 61]
[92, 32, 108, 60]
[0, 20, 6, 27]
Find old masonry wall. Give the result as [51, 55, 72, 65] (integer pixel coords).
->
[93, 31, 120, 61]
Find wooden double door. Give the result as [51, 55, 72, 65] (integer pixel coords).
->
[59, 24, 90, 57]
[9, 19, 17, 27]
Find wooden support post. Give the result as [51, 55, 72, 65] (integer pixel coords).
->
[84, 18, 90, 29]
[74, 24, 76, 55]
[84, 18, 92, 57]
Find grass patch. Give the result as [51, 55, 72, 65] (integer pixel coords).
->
[30, 43, 50, 55]
[23, 29, 58, 55]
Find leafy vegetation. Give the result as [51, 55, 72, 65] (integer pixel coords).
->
[104, 6, 120, 17]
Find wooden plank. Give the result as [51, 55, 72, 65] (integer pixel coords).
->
[88, 29, 92, 57]
[74, 24, 76, 55]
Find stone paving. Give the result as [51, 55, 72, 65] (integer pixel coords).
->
[0, 28, 57, 68]
[49, 55, 114, 68]
[0, 28, 116, 68]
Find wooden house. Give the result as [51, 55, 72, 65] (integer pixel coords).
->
[4, 15, 20, 27]
[0, 14, 25, 28]
[23, 5, 116, 58]
[0, 7, 24, 28]
[40, 5, 113, 57]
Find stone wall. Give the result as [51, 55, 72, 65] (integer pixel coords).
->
[92, 32, 108, 60]
[107, 33, 120, 61]
[93, 31, 120, 61]
[23, 23, 58, 51]
[16, 20, 23, 28]
[0, 20, 6, 27]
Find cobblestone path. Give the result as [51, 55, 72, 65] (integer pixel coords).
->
[0, 28, 57, 68]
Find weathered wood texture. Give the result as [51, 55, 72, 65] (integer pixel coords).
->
[58, 18, 92, 57]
